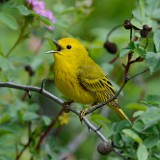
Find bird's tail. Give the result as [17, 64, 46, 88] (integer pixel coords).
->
[109, 105, 131, 123]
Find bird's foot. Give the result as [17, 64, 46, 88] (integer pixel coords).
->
[79, 108, 89, 122]
[79, 103, 97, 122]
[62, 100, 74, 113]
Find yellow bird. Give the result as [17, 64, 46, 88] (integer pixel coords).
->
[47, 37, 130, 122]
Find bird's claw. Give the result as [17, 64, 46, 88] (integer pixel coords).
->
[62, 100, 74, 113]
[79, 108, 88, 122]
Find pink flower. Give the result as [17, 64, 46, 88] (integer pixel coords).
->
[26, 0, 56, 30]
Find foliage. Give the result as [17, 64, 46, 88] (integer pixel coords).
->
[0, 0, 160, 160]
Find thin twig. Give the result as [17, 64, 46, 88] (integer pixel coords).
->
[109, 56, 118, 64]
[106, 24, 122, 41]
[0, 82, 64, 105]
[0, 82, 109, 144]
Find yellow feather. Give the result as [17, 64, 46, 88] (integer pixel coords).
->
[52, 37, 130, 122]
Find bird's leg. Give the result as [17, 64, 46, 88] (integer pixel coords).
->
[80, 103, 97, 121]
[62, 100, 74, 113]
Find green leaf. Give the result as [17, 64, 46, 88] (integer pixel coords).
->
[47, 38, 56, 50]
[122, 129, 143, 143]
[23, 112, 39, 121]
[126, 103, 147, 111]
[140, 107, 160, 129]
[132, 120, 144, 133]
[133, 110, 144, 118]
[153, 30, 160, 52]
[137, 143, 148, 160]
[119, 48, 131, 57]
[113, 120, 131, 132]
[0, 12, 18, 30]
[135, 47, 146, 57]
[0, 128, 13, 136]
[91, 114, 111, 124]
[128, 41, 135, 49]
[139, 0, 146, 22]
[151, 9, 160, 20]
[16, 5, 30, 16]
[113, 133, 122, 147]
[145, 94, 160, 105]
[144, 135, 159, 148]
[42, 116, 51, 126]
[145, 52, 160, 73]
[90, 114, 110, 129]
[132, 0, 145, 23]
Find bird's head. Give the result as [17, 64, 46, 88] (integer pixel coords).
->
[46, 37, 89, 61]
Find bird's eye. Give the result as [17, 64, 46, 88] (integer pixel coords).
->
[66, 45, 72, 49]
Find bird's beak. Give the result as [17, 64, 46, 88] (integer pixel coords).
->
[46, 39, 62, 54]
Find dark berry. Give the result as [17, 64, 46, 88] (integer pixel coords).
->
[123, 20, 132, 30]
[104, 41, 117, 54]
[25, 65, 32, 72]
[97, 142, 113, 155]
[140, 30, 148, 38]
[24, 65, 35, 77]
[143, 25, 152, 32]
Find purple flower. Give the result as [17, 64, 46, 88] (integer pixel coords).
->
[26, 0, 56, 30]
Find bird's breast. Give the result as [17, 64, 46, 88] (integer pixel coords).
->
[54, 63, 95, 104]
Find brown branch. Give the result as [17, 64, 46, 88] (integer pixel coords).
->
[109, 56, 118, 64]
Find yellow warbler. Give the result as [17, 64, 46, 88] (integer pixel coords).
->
[47, 37, 130, 122]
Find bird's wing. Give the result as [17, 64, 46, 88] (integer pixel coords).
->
[77, 61, 117, 104]
[77, 59, 131, 122]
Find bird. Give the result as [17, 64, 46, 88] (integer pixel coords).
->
[46, 37, 130, 122]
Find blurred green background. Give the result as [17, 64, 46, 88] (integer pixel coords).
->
[0, 0, 160, 160]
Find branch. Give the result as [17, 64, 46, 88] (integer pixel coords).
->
[84, 49, 149, 116]
[0, 81, 109, 144]
[0, 82, 63, 105]
[0, 68, 149, 160]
